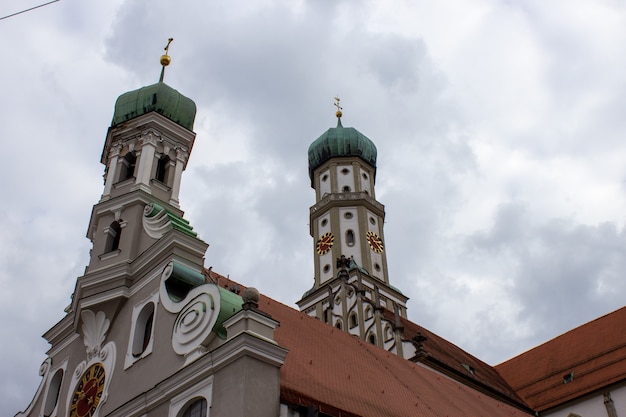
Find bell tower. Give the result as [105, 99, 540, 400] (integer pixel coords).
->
[86, 40, 201, 273]
[297, 99, 408, 353]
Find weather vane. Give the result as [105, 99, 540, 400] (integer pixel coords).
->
[334, 96, 343, 118]
[159, 38, 174, 82]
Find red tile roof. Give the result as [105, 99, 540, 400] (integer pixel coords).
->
[388, 310, 527, 407]
[495, 306, 626, 411]
[257, 294, 532, 417]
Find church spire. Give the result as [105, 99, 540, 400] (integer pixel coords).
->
[88, 46, 199, 272]
[334, 96, 343, 127]
[298, 100, 408, 351]
[159, 37, 173, 82]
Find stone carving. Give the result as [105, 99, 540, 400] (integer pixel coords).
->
[74, 362, 86, 379]
[143, 203, 172, 239]
[175, 147, 188, 163]
[172, 292, 218, 355]
[309, 191, 383, 214]
[81, 310, 110, 361]
[39, 357, 51, 377]
[67, 310, 116, 417]
[159, 261, 223, 358]
[241, 287, 260, 310]
[142, 130, 159, 146]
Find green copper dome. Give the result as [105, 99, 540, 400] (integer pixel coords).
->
[112, 82, 196, 130]
[308, 118, 377, 183]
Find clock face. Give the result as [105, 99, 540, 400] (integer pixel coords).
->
[69, 363, 106, 417]
[316, 232, 334, 255]
[366, 231, 384, 253]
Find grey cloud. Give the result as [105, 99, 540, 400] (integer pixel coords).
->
[466, 202, 626, 343]
[7, 1, 626, 415]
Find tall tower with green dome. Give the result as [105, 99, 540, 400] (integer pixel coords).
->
[297, 100, 408, 353]
[87, 45, 201, 273]
[16, 43, 289, 417]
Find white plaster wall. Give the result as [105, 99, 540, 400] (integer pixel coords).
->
[544, 384, 626, 417]
[330, 300, 344, 328]
[317, 214, 334, 283]
[359, 167, 372, 195]
[367, 210, 384, 279]
[319, 251, 333, 284]
[339, 207, 361, 265]
[317, 214, 331, 236]
[366, 211, 380, 230]
[383, 323, 395, 351]
[318, 168, 331, 197]
[370, 252, 383, 279]
[336, 165, 354, 192]
[402, 340, 417, 360]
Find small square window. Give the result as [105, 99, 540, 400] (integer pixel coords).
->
[563, 371, 574, 383]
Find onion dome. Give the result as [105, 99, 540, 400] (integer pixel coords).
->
[111, 39, 195, 130]
[111, 82, 196, 130]
[307, 117, 377, 185]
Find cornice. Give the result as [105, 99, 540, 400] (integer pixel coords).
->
[310, 191, 385, 219]
[88, 189, 187, 241]
[102, 112, 196, 166]
[211, 330, 289, 372]
[43, 313, 75, 348]
[105, 331, 287, 417]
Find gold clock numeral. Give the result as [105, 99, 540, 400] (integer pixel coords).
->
[366, 231, 384, 253]
[70, 363, 106, 417]
[316, 232, 334, 255]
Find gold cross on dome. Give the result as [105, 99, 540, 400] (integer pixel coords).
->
[159, 38, 174, 82]
[334, 96, 343, 118]
[164, 38, 173, 55]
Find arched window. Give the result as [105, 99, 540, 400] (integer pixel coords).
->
[368, 333, 376, 345]
[43, 369, 63, 416]
[155, 155, 170, 184]
[346, 229, 355, 247]
[180, 398, 207, 417]
[132, 302, 155, 357]
[349, 312, 358, 329]
[104, 221, 121, 253]
[384, 324, 394, 342]
[119, 152, 137, 181]
[335, 320, 342, 330]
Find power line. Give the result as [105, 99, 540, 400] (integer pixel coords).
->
[0, 0, 60, 21]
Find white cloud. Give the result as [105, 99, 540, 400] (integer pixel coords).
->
[5, 0, 626, 414]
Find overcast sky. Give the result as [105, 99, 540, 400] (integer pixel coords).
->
[3, 0, 626, 414]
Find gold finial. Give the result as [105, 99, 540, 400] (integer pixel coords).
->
[159, 38, 174, 82]
[334, 96, 343, 118]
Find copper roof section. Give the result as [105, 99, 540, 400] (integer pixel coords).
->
[495, 306, 626, 411]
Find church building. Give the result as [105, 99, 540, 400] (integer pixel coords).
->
[15, 46, 626, 417]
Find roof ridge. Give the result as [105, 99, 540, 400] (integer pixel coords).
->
[496, 305, 626, 367]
